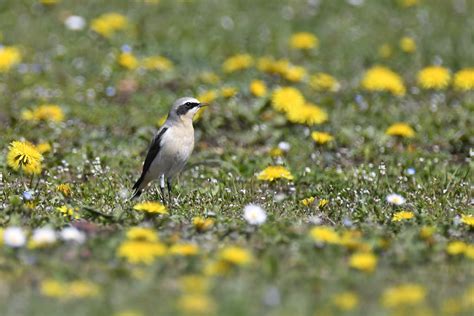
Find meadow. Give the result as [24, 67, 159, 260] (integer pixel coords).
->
[0, 0, 473, 315]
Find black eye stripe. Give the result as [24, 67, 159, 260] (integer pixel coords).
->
[176, 102, 199, 115]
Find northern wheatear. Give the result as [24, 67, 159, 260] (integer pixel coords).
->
[132, 97, 205, 202]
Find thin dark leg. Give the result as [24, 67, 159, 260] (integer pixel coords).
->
[166, 178, 172, 205]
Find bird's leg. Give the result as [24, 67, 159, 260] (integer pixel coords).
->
[166, 178, 172, 206]
[159, 174, 166, 205]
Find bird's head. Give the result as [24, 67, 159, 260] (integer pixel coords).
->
[169, 97, 206, 122]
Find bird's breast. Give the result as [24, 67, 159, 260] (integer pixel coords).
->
[162, 125, 195, 161]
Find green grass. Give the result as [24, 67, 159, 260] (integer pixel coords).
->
[0, 0, 473, 315]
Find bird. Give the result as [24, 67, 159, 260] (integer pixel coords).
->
[131, 97, 205, 202]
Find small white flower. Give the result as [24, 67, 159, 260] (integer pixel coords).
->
[3, 227, 26, 248]
[64, 15, 86, 31]
[386, 193, 406, 206]
[31, 227, 57, 246]
[59, 227, 86, 244]
[243, 204, 267, 225]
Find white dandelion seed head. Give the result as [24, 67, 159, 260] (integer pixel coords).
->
[243, 204, 267, 226]
[59, 227, 86, 244]
[64, 15, 86, 31]
[3, 227, 27, 248]
[386, 193, 406, 206]
[32, 227, 57, 245]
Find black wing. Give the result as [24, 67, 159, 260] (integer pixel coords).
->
[132, 127, 168, 193]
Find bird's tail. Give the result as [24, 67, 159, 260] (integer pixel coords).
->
[131, 175, 145, 200]
[130, 188, 142, 200]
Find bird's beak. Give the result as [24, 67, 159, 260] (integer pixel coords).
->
[199, 103, 208, 108]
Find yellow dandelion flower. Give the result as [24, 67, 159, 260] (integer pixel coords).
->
[309, 226, 340, 244]
[91, 13, 128, 38]
[249, 80, 267, 97]
[332, 292, 359, 311]
[142, 56, 173, 71]
[289, 32, 319, 50]
[286, 103, 328, 126]
[220, 86, 237, 98]
[178, 294, 215, 315]
[36, 142, 52, 154]
[446, 241, 467, 255]
[417, 66, 451, 90]
[118, 52, 138, 70]
[257, 57, 291, 76]
[382, 284, 427, 308]
[179, 275, 210, 293]
[453, 68, 474, 91]
[169, 243, 200, 256]
[269, 147, 284, 157]
[204, 260, 231, 276]
[218, 246, 252, 266]
[419, 226, 436, 240]
[117, 240, 167, 264]
[349, 252, 378, 273]
[300, 196, 315, 206]
[311, 131, 334, 144]
[319, 199, 329, 207]
[361, 66, 406, 96]
[68, 281, 101, 298]
[257, 166, 294, 181]
[40, 279, 67, 298]
[283, 65, 307, 82]
[400, 36, 416, 53]
[310, 73, 340, 92]
[193, 90, 217, 122]
[25, 201, 36, 209]
[257, 56, 274, 73]
[199, 72, 220, 84]
[126, 227, 158, 242]
[22, 104, 65, 122]
[193, 217, 214, 232]
[465, 245, 474, 260]
[0, 46, 21, 72]
[7, 140, 43, 175]
[339, 231, 370, 252]
[197, 90, 218, 104]
[460, 214, 474, 227]
[386, 123, 415, 138]
[56, 183, 72, 197]
[271, 86, 305, 113]
[41, 279, 100, 299]
[56, 205, 79, 219]
[392, 211, 415, 222]
[300, 196, 329, 207]
[133, 201, 168, 214]
[378, 43, 393, 59]
[222, 54, 253, 73]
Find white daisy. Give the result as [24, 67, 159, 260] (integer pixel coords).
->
[31, 227, 57, 246]
[59, 227, 86, 244]
[243, 204, 267, 225]
[386, 193, 406, 206]
[3, 227, 27, 248]
[64, 15, 86, 31]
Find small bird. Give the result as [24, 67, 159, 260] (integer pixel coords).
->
[131, 97, 205, 202]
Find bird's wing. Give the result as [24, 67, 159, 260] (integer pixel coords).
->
[132, 126, 169, 191]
